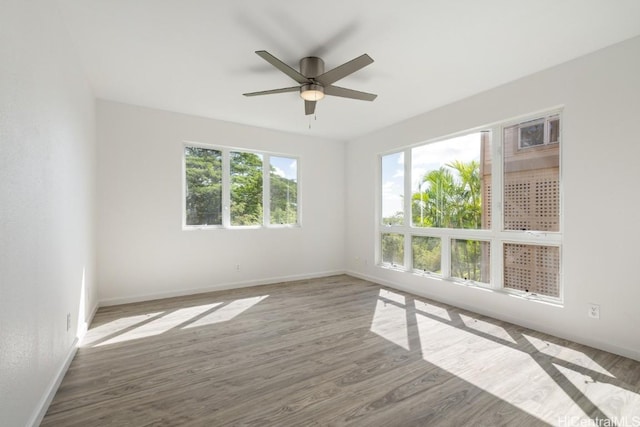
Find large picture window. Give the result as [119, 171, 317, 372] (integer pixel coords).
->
[379, 110, 562, 301]
[411, 132, 488, 229]
[184, 145, 299, 229]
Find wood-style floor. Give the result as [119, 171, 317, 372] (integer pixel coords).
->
[42, 275, 640, 426]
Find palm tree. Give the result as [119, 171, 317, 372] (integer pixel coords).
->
[412, 160, 484, 280]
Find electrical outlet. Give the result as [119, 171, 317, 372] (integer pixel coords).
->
[588, 304, 600, 319]
[66, 313, 71, 331]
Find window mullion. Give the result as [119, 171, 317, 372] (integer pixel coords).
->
[403, 148, 412, 268]
[222, 149, 231, 228]
[441, 237, 451, 278]
[492, 124, 504, 289]
[263, 154, 270, 226]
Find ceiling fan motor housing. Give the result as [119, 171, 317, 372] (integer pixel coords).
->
[299, 56, 324, 78]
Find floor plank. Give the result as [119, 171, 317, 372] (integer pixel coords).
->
[42, 275, 640, 426]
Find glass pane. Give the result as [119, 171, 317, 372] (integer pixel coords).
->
[412, 236, 441, 274]
[185, 146, 222, 226]
[411, 132, 489, 229]
[504, 116, 560, 231]
[381, 233, 404, 267]
[451, 239, 490, 283]
[270, 156, 298, 225]
[381, 152, 404, 225]
[230, 151, 263, 226]
[504, 243, 560, 298]
[519, 120, 544, 148]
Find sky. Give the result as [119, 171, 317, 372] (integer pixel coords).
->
[270, 156, 297, 181]
[382, 132, 482, 219]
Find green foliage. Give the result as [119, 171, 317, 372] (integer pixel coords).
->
[407, 160, 487, 281]
[451, 239, 488, 282]
[412, 236, 441, 273]
[412, 160, 481, 229]
[270, 172, 298, 225]
[231, 152, 263, 226]
[381, 233, 404, 266]
[185, 147, 222, 225]
[186, 149, 298, 227]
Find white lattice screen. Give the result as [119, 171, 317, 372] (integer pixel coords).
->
[503, 243, 560, 297]
[504, 169, 559, 231]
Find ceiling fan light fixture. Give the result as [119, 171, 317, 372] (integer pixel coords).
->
[300, 84, 324, 101]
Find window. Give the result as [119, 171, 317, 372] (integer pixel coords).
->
[517, 114, 560, 149]
[184, 145, 299, 228]
[412, 236, 441, 274]
[411, 132, 488, 229]
[230, 151, 263, 226]
[381, 152, 404, 225]
[503, 243, 560, 298]
[381, 233, 404, 267]
[270, 156, 298, 225]
[451, 239, 490, 284]
[184, 147, 222, 226]
[504, 115, 560, 232]
[378, 110, 562, 301]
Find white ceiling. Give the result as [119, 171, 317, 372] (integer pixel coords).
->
[56, 0, 640, 141]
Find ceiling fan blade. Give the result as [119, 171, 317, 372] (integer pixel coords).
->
[243, 86, 300, 97]
[305, 100, 316, 115]
[324, 85, 377, 101]
[315, 54, 374, 86]
[255, 50, 310, 84]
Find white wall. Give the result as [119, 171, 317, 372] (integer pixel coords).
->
[96, 100, 345, 304]
[346, 36, 640, 361]
[0, 1, 97, 426]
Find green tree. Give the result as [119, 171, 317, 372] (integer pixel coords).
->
[381, 233, 404, 266]
[412, 236, 441, 273]
[411, 160, 484, 280]
[231, 152, 263, 225]
[185, 147, 222, 225]
[412, 160, 481, 229]
[270, 172, 298, 224]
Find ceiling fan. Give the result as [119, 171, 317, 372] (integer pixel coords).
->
[243, 50, 377, 115]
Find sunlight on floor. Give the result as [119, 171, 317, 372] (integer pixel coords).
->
[96, 303, 222, 346]
[555, 363, 640, 421]
[414, 299, 451, 322]
[82, 312, 164, 346]
[458, 313, 518, 345]
[368, 289, 640, 425]
[183, 295, 268, 329]
[522, 333, 614, 377]
[370, 290, 409, 350]
[84, 295, 268, 347]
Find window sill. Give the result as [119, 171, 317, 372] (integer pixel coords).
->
[182, 224, 301, 231]
[376, 264, 564, 307]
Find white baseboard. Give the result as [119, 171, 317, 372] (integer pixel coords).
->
[28, 338, 78, 427]
[99, 270, 347, 307]
[29, 302, 99, 426]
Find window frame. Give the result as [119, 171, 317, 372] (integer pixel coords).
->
[377, 108, 563, 304]
[182, 142, 300, 230]
[517, 114, 560, 150]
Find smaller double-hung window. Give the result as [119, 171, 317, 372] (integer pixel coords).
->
[184, 144, 299, 228]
